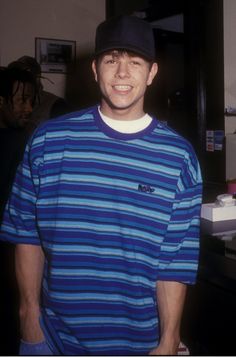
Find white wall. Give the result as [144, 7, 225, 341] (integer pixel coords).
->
[224, 0, 236, 134]
[0, 0, 105, 98]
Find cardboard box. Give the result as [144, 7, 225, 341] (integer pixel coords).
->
[201, 203, 236, 222]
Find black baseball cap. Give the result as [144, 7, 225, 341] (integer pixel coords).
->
[95, 15, 156, 61]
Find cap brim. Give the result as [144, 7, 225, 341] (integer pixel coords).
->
[95, 45, 155, 61]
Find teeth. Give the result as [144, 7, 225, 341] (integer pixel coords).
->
[114, 85, 131, 91]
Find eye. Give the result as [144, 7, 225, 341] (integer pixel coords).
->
[105, 58, 117, 65]
[130, 60, 141, 66]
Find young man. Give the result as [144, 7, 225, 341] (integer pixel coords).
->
[0, 15, 202, 355]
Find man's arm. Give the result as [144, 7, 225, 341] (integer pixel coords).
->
[15, 244, 45, 342]
[149, 281, 187, 355]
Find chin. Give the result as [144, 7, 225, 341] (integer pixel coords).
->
[19, 119, 30, 127]
[109, 101, 135, 111]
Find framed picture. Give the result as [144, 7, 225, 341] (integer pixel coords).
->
[35, 37, 76, 73]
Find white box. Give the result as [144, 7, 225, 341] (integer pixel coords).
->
[201, 203, 236, 221]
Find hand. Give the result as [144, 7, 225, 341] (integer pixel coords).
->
[20, 306, 45, 343]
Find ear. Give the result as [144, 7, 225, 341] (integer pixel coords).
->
[92, 60, 98, 82]
[147, 62, 158, 86]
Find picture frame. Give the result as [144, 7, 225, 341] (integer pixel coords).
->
[35, 37, 76, 74]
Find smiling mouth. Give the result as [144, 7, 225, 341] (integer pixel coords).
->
[113, 85, 132, 92]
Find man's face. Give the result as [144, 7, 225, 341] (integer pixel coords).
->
[92, 51, 158, 119]
[3, 81, 34, 128]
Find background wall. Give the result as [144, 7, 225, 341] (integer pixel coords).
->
[224, 0, 236, 134]
[0, 0, 105, 103]
[0, 0, 235, 130]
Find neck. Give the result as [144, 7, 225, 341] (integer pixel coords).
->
[100, 100, 145, 121]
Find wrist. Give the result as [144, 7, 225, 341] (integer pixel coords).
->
[19, 303, 41, 319]
[159, 334, 180, 354]
[160, 328, 181, 350]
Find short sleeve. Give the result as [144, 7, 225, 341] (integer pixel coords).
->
[0, 138, 42, 245]
[157, 150, 202, 284]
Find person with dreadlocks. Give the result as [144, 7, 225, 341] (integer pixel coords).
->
[0, 67, 36, 129]
[8, 56, 70, 134]
[0, 66, 37, 355]
[0, 66, 37, 221]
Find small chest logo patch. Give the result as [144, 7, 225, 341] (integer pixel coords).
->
[138, 184, 155, 193]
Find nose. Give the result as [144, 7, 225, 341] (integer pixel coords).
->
[24, 99, 33, 115]
[115, 60, 130, 79]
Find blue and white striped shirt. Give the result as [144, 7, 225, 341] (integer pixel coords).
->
[0, 106, 202, 355]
